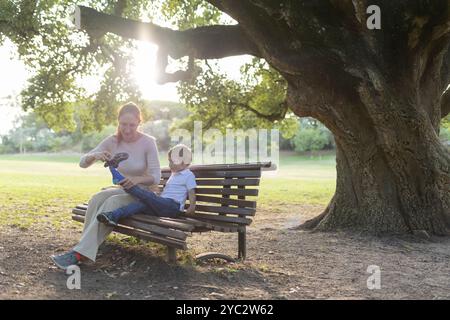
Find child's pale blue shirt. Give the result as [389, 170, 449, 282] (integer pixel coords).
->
[160, 168, 197, 210]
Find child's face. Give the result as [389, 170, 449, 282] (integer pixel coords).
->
[168, 157, 189, 172]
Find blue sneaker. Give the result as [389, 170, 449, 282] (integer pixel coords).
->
[50, 251, 80, 270]
[97, 212, 118, 227]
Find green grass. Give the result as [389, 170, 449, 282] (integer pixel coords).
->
[0, 152, 335, 229]
[259, 178, 335, 207]
[0, 153, 82, 163]
[259, 152, 335, 207]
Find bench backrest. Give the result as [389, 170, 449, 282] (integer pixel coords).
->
[159, 162, 271, 226]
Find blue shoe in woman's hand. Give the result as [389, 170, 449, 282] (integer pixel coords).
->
[104, 153, 129, 184]
[104, 152, 129, 168]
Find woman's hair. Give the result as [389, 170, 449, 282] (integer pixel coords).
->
[116, 102, 142, 143]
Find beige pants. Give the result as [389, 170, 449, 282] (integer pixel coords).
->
[73, 187, 137, 262]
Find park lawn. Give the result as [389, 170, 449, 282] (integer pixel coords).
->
[258, 152, 335, 207]
[0, 152, 336, 230]
[0, 153, 82, 163]
[259, 178, 335, 207]
[0, 159, 108, 230]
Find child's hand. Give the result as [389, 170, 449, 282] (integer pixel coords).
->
[119, 177, 140, 189]
[186, 189, 196, 214]
[186, 205, 196, 215]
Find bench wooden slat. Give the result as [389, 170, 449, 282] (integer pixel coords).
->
[154, 187, 259, 197]
[74, 196, 256, 223]
[159, 178, 260, 187]
[131, 214, 196, 232]
[120, 219, 188, 240]
[182, 212, 252, 225]
[161, 162, 271, 172]
[182, 217, 239, 232]
[72, 208, 187, 240]
[194, 195, 256, 208]
[194, 188, 258, 197]
[72, 208, 87, 216]
[72, 207, 196, 232]
[181, 217, 216, 229]
[190, 220, 244, 233]
[73, 206, 229, 234]
[72, 215, 187, 250]
[161, 170, 261, 179]
[197, 178, 260, 186]
[185, 204, 256, 216]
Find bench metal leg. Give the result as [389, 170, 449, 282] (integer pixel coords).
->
[238, 229, 246, 260]
[167, 246, 177, 263]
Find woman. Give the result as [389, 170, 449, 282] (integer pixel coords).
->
[51, 102, 161, 270]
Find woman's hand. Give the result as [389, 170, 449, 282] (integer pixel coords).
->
[90, 151, 112, 162]
[119, 177, 141, 190]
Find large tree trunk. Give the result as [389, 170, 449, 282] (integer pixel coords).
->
[298, 89, 450, 235]
[303, 140, 450, 235]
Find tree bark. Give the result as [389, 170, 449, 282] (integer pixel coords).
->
[297, 86, 450, 235]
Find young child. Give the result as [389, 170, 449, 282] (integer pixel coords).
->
[97, 144, 197, 226]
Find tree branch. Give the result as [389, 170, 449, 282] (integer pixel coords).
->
[74, 6, 260, 83]
[154, 48, 200, 84]
[231, 100, 288, 122]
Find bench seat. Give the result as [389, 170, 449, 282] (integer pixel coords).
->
[71, 162, 272, 262]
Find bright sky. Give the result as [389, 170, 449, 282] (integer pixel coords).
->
[0, 37, 250, 135]
[0, 40, 29, 135]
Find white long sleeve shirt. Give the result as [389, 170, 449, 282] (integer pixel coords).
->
[79, 133, 161, 187]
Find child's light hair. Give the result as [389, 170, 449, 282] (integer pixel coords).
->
[168, 144, 192, 166]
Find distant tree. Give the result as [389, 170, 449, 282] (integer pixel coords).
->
[293, 129, 329, 154]
[293, 118, 335, 153]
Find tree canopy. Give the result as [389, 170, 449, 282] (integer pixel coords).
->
[0, 0, 297, 137]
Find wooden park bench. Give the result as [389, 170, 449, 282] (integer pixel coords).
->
[71, 162, 273, 263]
